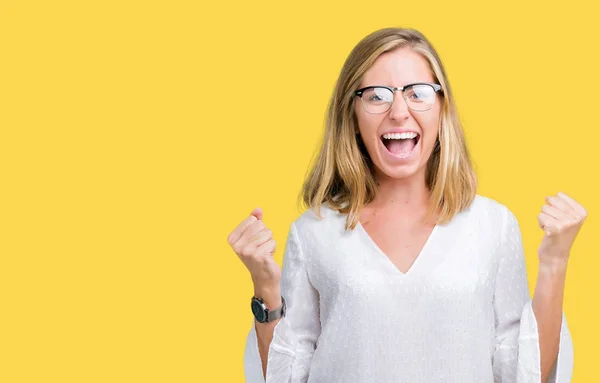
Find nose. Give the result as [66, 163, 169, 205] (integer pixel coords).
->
[388, 90, 410, 121]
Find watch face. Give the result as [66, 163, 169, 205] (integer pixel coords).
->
[251, 299, 267, 322]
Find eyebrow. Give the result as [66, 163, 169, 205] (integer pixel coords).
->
[357, 82, 435, 89]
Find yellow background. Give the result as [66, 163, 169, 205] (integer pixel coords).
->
[1, 0, 598, 381]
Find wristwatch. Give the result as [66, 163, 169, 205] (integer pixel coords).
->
[251, 296, 286, 323]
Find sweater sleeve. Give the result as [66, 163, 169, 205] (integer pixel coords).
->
[492, 207, 574, 383]
[243, 222, 321, 383]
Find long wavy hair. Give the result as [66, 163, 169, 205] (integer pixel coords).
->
[300, 27, 477, 230]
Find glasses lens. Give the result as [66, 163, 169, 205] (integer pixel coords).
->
[404, 84, 436, 111]
[361, 87, 393, 114]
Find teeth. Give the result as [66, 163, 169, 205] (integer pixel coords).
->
[382, 132, 418, 140]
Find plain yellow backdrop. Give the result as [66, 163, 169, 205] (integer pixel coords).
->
[1, 0, 598, 382]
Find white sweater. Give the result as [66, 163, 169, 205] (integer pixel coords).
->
[243, 195, 573, 382]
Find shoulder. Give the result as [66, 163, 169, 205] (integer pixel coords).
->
[288, 202, 347, 246]
[466, 194, 515, 222]
[459, 194, 520, 238]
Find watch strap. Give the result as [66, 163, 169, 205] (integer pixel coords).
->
[266, 296, 286, 322]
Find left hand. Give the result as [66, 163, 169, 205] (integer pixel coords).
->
[538, 192, 587, 265]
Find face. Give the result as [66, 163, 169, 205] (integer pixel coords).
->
[354, 47, 442, 182]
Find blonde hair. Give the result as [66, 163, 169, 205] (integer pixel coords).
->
[300, 27, 477, 230]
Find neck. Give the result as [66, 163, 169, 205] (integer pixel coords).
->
[369, 169, 431, 216]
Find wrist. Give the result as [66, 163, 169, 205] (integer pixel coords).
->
[253, 285, 282, 309]
[538, 256, 569, 275]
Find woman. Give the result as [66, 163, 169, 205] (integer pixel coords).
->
[228, 28, 587, 382]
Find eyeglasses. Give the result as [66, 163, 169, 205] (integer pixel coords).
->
[354, 82, 443, 114]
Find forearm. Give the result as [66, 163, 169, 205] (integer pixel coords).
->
[254, 286, 282, 379]
[532, 258, 568, 382]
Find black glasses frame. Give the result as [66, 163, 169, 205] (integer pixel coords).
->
[354, 82, 443, 113]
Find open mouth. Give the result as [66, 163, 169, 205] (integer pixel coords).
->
[381, 132, 420, 157]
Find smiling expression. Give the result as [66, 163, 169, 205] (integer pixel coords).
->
[354, 47, 442, 181]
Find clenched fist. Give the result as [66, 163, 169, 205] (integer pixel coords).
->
[538, 192, 587, 265]
[227, 208, 282, 292]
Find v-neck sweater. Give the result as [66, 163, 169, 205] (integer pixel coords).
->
[243, 195, 573, 382]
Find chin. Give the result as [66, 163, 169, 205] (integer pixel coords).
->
[376, 162, 425, 180]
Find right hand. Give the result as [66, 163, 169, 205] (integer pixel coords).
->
[228, 207, 282, 292]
